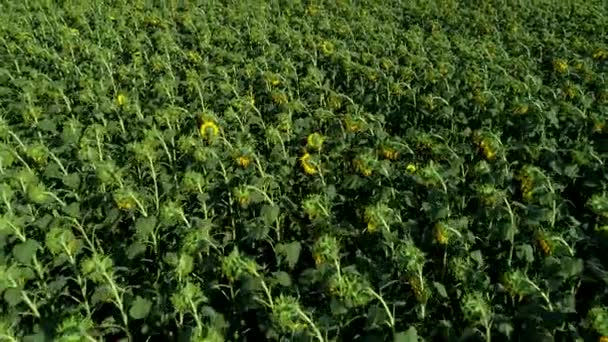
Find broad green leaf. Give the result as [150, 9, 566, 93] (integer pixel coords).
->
[13, 240, 40, 264]
[129, 296, 153, 320]
[261, 204, 280, 225]
[3, 287, 22, 306]
[394, 327, 418, 342]
[273, 271, 292, 287]
[126, 242, 147, 260]
[91, 285, 112, 305]
[63, 173, 80, 189]
[63, 202, 80, 218]
[135, 216, 157, 239]
[277, 241, 301, 269]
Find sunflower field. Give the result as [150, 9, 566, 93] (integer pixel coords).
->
[1, 0, 607, 341]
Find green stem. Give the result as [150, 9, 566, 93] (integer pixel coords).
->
[295, 307, 324, 342]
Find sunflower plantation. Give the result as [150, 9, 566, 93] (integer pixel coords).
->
[0, 1, 607, 341]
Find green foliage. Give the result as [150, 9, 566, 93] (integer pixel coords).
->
[0, 0, 607, 341]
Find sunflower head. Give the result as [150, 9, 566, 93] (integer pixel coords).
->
[199, 120, 220, 140]
[236, 156, 251, 168]
[306, 133, 325, 151]
[300, 153, 318, 175]
[116, 93, 127, 107]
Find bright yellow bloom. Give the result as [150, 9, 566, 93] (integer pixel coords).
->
[236, 156, 251, 167]
[593, 121, 605, 133]
[406, 164, 417, 173]
[116, 94, 127, 107]
[600, 336, 608, 342]
[199, 120, 219, 139]
[271, 78, 280, 86]
[300, 153, 317, 175]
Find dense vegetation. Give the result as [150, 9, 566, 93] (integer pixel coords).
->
[1, 0, 607, 341]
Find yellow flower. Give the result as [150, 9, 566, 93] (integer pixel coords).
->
[514, 104, 529, 115]
[434, 224, 449, 245]
[409, 276, 425, 303]
[271, 92, 288, 105]
[306, 5, 319, 16]
[320, 41, 334, 56]
[300, 153, 317, 175]
[593, 121, 605, 133]
[593, 49, 607, 60]
[537, 238, 552, 256]
[314, 254, 323, 266]
[116, 197, 134, 210]
[271, 78, 280, 86]
[553, 59, 568, 74]
[520, 175, 534, 201]
[478, 138, 497, 161]
[199, 120, 219, 140]
[236, 156, 251, 168]
[406, 164, 417, 173]
[366, 220, 378, 233]
[306, 133, 324, 151]
[381, 147, 398, 160]
[354, 160, 372, 176]
[116, 94, 127, 107]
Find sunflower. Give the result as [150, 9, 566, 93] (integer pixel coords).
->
[381, 147, 398, 160]
[306, 133, 324, 151]
[199, 120, 219, 140]
[116, 93, 127, 107]
[236, 156, 251, 168]
[300, 153, 317, 175]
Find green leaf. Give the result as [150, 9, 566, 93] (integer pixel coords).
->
[3, 287, 22, 306]
[277, 241, 301, 269]
[273, 271, 292, 287]
[91, 285, 112, 305]
[135, 216, 157, 239]
[126, 242, 147, 260]
[394, 327, 418, 342]
[13, 240, 40, 264]
[63, 202, 80, 217]
[261, 204, 280, 225]
[516, 244, 535, 263]
[433, 281, 448, 298]
[63, 173, 80, 189]
[129, 296, 153, 320]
